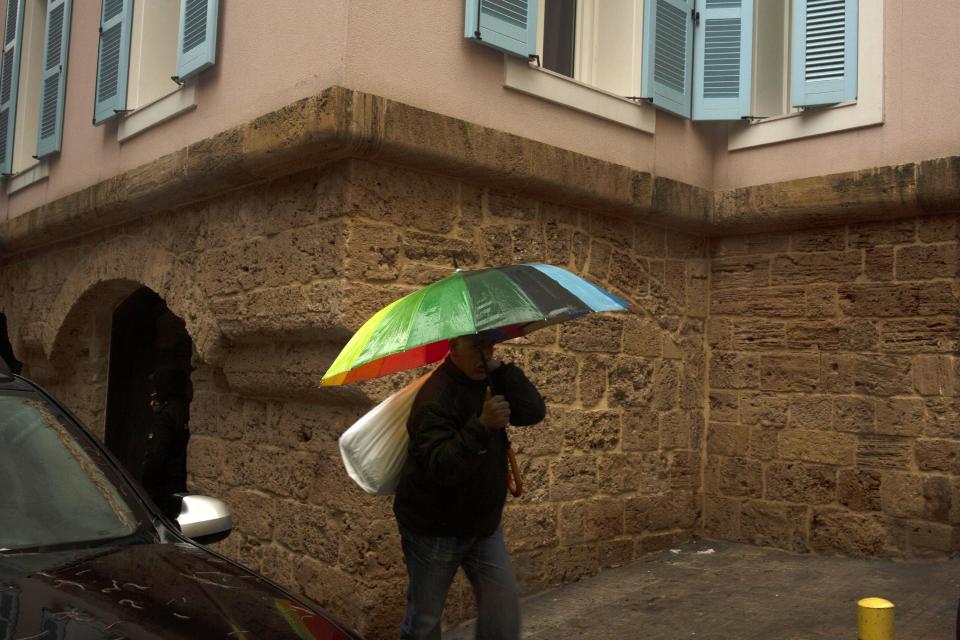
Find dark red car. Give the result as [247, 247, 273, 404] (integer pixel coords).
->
[0, 360, 361, 639]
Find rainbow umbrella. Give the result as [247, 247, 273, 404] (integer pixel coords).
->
[321, 263, 629, 386]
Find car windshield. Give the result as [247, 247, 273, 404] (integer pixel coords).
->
[0, 392, 140, 552]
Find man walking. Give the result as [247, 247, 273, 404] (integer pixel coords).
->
[393, 334, 546, 640]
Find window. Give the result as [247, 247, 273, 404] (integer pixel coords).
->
[466, 0, 863, 128]
[0, 0, 71, 180]
[93, 0, 219, 138]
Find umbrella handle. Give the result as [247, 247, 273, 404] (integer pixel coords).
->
[506, 444, 523, 497]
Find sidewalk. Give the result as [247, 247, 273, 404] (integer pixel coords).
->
[447, 540, 960, 639]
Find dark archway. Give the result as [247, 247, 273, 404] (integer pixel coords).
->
[0, 312, 22, 374]
[104, 288, 193, 478]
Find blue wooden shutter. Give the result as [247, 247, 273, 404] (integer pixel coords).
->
[93, 0, 132, 125]
[35, 0, 71, 159]
[176, 0, 218, 81]
[692, 0, 753, 120]
[0, 0, 25, 175]
[640, 0, 695, 119]
[791, 0, 857, 107]
[464, 0, 538, 58]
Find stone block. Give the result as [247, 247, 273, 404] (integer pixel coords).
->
[342, 220, 401, 281]
[588, 241, 613, 280]
[874, 397, 925, 437]
[480, 224, 515, 265]
[895, 243, 957, 280]
[550, 455, 598, 501]
[515, 456, 551, 506]
[740, 500, 809, 552]
[660, 410, 701, 450]
[766, 462, 836, 504]
[227, 489, 278, 541]
[785, 320, 879, 351]
[556, 543, 601, 584]
[879, 473, 925, 519]
[346, 161, 459, 233]
[848, 219, 916, 247]
[578, 354, 608, 407]
[667, 233, 706, 259]
[649, 360, 680, 411]
[770, 251, 862, 284]
[487, 190, 539, 221]
[838, 282, 956, 317]
[598, 454, 643, 495]
[913, 356, 959, 396]
[188, 435, 226, 480]
[865, 247, 895, 281]
[511, 548, 561, 596]
[851, 354, 915, 396]
[609, 250, 650, 299]
[788, 395, 833, 430]
[747, 426, 779, 460]
[274, 501, 339, 566]
[607, 356, 656, 409]
[623, 315, 662, 357]
[819, 353, 856, 393]
[917, 214, 959, 243]
[924, 399, 960, 439]
[740, 393, 789, 427]
[711, 287, 806, 317]
[599, 538, 635, 568]
[707, 422, 749, 456]
[560, 315, 624, 353]
[711, 456, 763, 498]
[668, 450, 699, 491]
[635, 224, 667, 257]
[511, 409, 563, 457]
[732, 320, 786, 351]
[710, 233, 790, 258]
[791, 228, 846, 252]
[403, 230, 480, 267]
[805, 284, 838, 317]
[707, 318, 734, 350]
[502, 504, 559, 551]
[624, 491, 697, 533]
[572, 231, 590, 272]
[622, 409, 660, 451]
[838, 468, 882, 512]
[524, 350, 578, 405]
[511, 224, 547, 263]
[702, 494, 740, 539]
[834, 396, 875, 433]
[916, 439, 960, 474]
[562, 410, 621, 452]
[544, 221, 574, 267]
[709, 390, 739, 422]
[711, 257, 770, 290]
[923, 476, 953, 523]
[710, 352, 760, 390]
[760, 353, 820, 391]
[780, 430, 855, 465]
[906, 521, 958, 554]
[880, 317, 959, 353]
[589, 214, 633, 249]
[810, 509, 896, 556]
[857, 435, 914, 470]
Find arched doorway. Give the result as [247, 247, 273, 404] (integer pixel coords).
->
[104, 287, 193, 478]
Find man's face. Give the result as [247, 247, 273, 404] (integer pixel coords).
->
[448, 336, 495, 381]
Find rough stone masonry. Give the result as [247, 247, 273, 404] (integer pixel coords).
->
[0, 88, 957, 638]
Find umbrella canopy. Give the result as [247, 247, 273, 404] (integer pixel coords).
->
[321, 263, 629, 386]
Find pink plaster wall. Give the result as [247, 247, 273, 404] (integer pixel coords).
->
[2, 0, 958, 220]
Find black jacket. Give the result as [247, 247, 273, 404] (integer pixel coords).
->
[393, 358, 546, 537]
[141, 368, 191, 519]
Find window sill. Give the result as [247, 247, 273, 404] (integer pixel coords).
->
[6, 160, 48, 195]
[504, 56, 656, 134]
[118, 82, 197, 143]
[728, 0, 883, 150]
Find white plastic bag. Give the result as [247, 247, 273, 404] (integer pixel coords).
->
[338, 370, 433, 496]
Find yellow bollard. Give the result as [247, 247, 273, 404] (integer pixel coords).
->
[858, 597, 894, 640]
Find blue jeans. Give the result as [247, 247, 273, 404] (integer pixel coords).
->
[399, 525, 520, 640]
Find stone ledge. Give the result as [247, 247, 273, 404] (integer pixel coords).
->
[2, 86, 958, 258]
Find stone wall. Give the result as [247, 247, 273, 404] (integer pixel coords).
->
[703, 216, 960, 557]
[0, 158, 708, 638]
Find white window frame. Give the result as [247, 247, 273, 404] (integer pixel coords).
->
[728, 0, 881, 150]
[504, 0, 656, 134]
[9, 0, 45, 178]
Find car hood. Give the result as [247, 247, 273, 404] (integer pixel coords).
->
[0, 542, 356, 639]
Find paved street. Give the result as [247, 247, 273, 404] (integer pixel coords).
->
[448, 540, 960, 639]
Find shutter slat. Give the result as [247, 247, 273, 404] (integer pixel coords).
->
[792, 0, 857, 106]
[36, 0, 72, 158]
[0, 0, 23, 174]
[692, 0, 753, 119]
[176, 0, 219, 80]
[464, 0, 537, 58]
[93, 0, 131, 124]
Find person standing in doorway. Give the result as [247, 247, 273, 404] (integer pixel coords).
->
[393, 335, 546, 640]
[141, 366, 192, 520]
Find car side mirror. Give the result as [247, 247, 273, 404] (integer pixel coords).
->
[176, 494, 233, 545]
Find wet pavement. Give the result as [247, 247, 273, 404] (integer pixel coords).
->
[447, 539, 960, 639]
